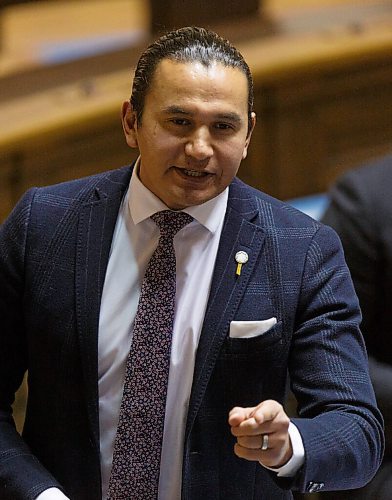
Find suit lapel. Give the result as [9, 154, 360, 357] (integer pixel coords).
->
[75, 168, 131, 448]
[185, 180, 266, 438]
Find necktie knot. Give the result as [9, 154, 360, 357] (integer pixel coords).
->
[151, 210, 193, 238]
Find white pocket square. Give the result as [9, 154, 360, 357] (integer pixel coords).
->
[229, 317, 277, 339]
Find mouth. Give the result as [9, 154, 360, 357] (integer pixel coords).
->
[174, 167, 210, 178]
[183, 168, 208, 177]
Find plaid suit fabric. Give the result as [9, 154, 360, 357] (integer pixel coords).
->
[0, 166, 383, 499]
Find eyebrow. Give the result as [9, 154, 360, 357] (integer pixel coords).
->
[162, 106, 192, 116]
[162, 106, 243, 124]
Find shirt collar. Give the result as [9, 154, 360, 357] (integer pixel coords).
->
[128, 157, 228, 234]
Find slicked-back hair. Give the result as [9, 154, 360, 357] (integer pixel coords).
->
[131, 26, 254, 134]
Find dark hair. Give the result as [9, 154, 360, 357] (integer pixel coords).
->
[131, 26, 254, 133]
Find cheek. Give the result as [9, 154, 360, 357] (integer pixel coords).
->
[217, 143, 245, 174]
[148, 135, 182, 160]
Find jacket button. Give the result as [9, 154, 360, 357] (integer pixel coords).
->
[307, 482, 325, 493]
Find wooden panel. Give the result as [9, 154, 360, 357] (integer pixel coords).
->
[150, 0, 260, 32]
[1, 1, 392, 220]
[2, 119, 138, 207]
[245, 51, 392, 199]
[0, 155, 20, 221]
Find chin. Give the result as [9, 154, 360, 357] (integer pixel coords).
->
[165, 191, 211, 210]
[183, 195, 212, 208]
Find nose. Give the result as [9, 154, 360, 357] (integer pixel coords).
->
[184, 128, 213, 161]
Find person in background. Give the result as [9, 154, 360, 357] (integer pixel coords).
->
[322, 153, 392, 500]
[0, 26, 384, 500]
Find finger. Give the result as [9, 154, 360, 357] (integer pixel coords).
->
[234, 443, 264, 461]
[231, 416, 260, 436]
[232, 418, 283, 437]
[234, 442, 289, 467]
[237, 435, 268, 450]
[250, 400, 283, 425]
[228, 406, 255, 427]
[234, 439, 293, 468]
[229, 401, 287, 435]
[232, 409, 290, 437]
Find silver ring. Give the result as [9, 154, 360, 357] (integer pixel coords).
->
[261, 434, 269, 451]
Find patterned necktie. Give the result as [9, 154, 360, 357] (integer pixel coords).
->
[108, 210, 193, 500]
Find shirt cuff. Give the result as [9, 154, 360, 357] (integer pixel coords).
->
[35, 487, 70, 500]
[260, 421, 305, 477]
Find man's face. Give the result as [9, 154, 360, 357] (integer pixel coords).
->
[122, 59, 255, 210]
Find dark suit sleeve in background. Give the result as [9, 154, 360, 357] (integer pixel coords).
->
[322, 161, 392, 456]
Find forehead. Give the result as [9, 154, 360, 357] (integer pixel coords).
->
[146, 59, 249, 113]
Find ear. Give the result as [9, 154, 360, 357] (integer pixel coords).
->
[242, 112, 256, 160]
[121, 101, 139, 149]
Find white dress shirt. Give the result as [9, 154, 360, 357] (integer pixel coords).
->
[98, 166, 228, 499]
[36, 166, 304, 500]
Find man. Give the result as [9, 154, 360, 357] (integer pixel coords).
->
[0, 27, 384, 500]
[321, 154, 392, 500]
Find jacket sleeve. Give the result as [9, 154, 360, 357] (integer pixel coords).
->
[0, 190, 63, 500]
[322, 170, 392, 456]
[288, 223, 384, 492]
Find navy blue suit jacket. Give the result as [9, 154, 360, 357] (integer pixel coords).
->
[0, 166, 384, 499]
[322, 156, 392, 459]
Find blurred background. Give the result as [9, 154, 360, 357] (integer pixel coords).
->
[1, 2, 392, 498]
[1, 0, 391, 225]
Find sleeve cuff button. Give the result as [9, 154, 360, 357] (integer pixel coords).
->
[307, 482, 325, 493]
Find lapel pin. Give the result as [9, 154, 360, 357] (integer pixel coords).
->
[235, 251, 248, 276]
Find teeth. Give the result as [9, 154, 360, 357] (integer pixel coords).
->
[183, 169, 205, 177]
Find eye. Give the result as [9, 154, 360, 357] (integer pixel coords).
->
[214, 122, 234, 131]
[170, 118, 191, 126]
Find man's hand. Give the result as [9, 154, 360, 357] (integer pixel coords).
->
[228, 400, 293, 468]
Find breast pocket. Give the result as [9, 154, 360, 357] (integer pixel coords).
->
[212, 320, 288, 409]
[229, 317, 277, 339]
[224, 320, 284, 356]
